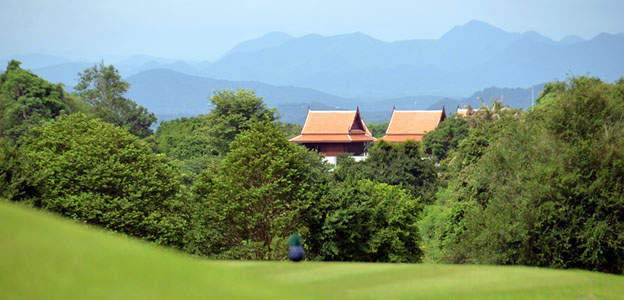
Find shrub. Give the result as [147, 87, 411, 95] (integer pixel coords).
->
[16, 113, 186, 247]
[320, 179, 423, 263]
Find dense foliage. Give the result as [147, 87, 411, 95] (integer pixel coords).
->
[203, 89, 278, 155]
[186, 122, 327, 259]
[75, 62, 157, 138]
[366, 121, 388, 138]
[13, 113, 186, 247]
[426, 77, 624, 274]
[153, 93, 300, 178]
[422, 115, 469, 160]
[335, 140, 436, 202]
[2, 61, 623, 272]
[0, 60, 81, 139]
[319, 179, 423, 262]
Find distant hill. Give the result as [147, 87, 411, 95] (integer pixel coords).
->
[1, 53, 72, 70]
[6, 20, 622, 124]
[125, 69, 356, 124]
[29, 55, 204, 88]
[559, 35, 586, 44]
[9, 20, 623, 101]
[125, 69, 550, 125]
[225, 32, 294, 55]
[32, 62, 94, 89]
[199, 20, 624, 98]
[428, 83, 547, 112]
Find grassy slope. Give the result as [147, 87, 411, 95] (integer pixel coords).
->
[2, 200, 623, 300]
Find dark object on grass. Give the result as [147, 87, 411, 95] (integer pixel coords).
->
[288, 234, 305, 262]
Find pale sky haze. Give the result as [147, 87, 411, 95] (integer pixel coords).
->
[1, 0, 623, 61]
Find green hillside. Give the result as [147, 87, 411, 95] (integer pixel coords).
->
[2, 200, 623, 300]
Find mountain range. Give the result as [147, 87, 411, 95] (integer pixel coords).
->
[2, 20, 622, 124]
[201, 20, 623, 98]
[125, 69, 353, 124]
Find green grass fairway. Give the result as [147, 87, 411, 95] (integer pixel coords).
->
[2, 200, 623, 300]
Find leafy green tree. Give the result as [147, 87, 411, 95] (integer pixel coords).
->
[154, 115, 215, 176]
[336, 140, 437, 202]
[277, 121, 303, 140]
[320, 179, 423, 263]
[436, 77, 624, 274]
[422, 115, 469, 160]
[0, 137, 27, 199]
[203, 89, 278, 155]
[0, 60, 70, 139]
[75, 62, 156, 138]
[366, 121, 389, 138]
[15, 113, 185, 247]
[188, 122, 325, 259]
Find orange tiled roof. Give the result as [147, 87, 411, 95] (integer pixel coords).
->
[290, 134, 352, 143]
[381, 107, 446, 143]
[289, 109, 376, 143]
[380, 134, 425, 142]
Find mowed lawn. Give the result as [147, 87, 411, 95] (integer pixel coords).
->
[1, 200, 623, 300]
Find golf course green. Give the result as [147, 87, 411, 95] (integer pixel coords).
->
[1, 200, 623, 300]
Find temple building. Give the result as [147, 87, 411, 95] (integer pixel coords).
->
[289, 107, 376, 162]
[380, 106, 446, 142]
[456, 105, 475, 117]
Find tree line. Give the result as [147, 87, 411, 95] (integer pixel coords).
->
[1, 60, 623, 273]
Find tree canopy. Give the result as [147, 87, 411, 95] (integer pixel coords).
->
[0, 60, 72, 139]
[203, 89, 278, 155]
[188, 122, 324, 259]
[320, 179, 423, 262]
[14, 113, 185, 247]
[432, 77, 624, 273]
[75, 62, 156, 138]
[422, 115, 469, 160]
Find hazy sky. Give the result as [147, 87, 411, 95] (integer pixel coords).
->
[2, 0, 623, 61]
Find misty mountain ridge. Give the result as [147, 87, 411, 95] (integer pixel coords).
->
[3, 19, 622, 123]
[5, 19, 622, 98]
[197, 20, 623, 98]
[125, 68, 357, 124]
[125, 69, 547, 125]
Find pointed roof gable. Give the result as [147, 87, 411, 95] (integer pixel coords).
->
[380, 107, 446, 142]
[290, 107, 376, 143]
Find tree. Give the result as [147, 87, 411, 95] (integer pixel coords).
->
[75, 62, 156, 138]
[188, 122, 325, 259]
[366, 121, 389, 138]
[15, 113, 185, 247]
[335, 140, 437, 203]
[277, 121, 303, 140]
[435, 77, 624, 274]
[203, 89, 278, 155]
[154, 115, 216, 177]
[0, 60, 69, 139]
[422, 115, 469, 160]
[320, 179, 423, 263]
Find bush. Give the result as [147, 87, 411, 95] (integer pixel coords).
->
[334, 140, 437, 203]
[15, 113, 186, 247]
[187, 122, 329, 259]
[437, 77, 624, 273]
[320, 179, 423, 263]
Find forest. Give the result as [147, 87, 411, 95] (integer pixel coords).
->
[1, 60, 623, 274]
